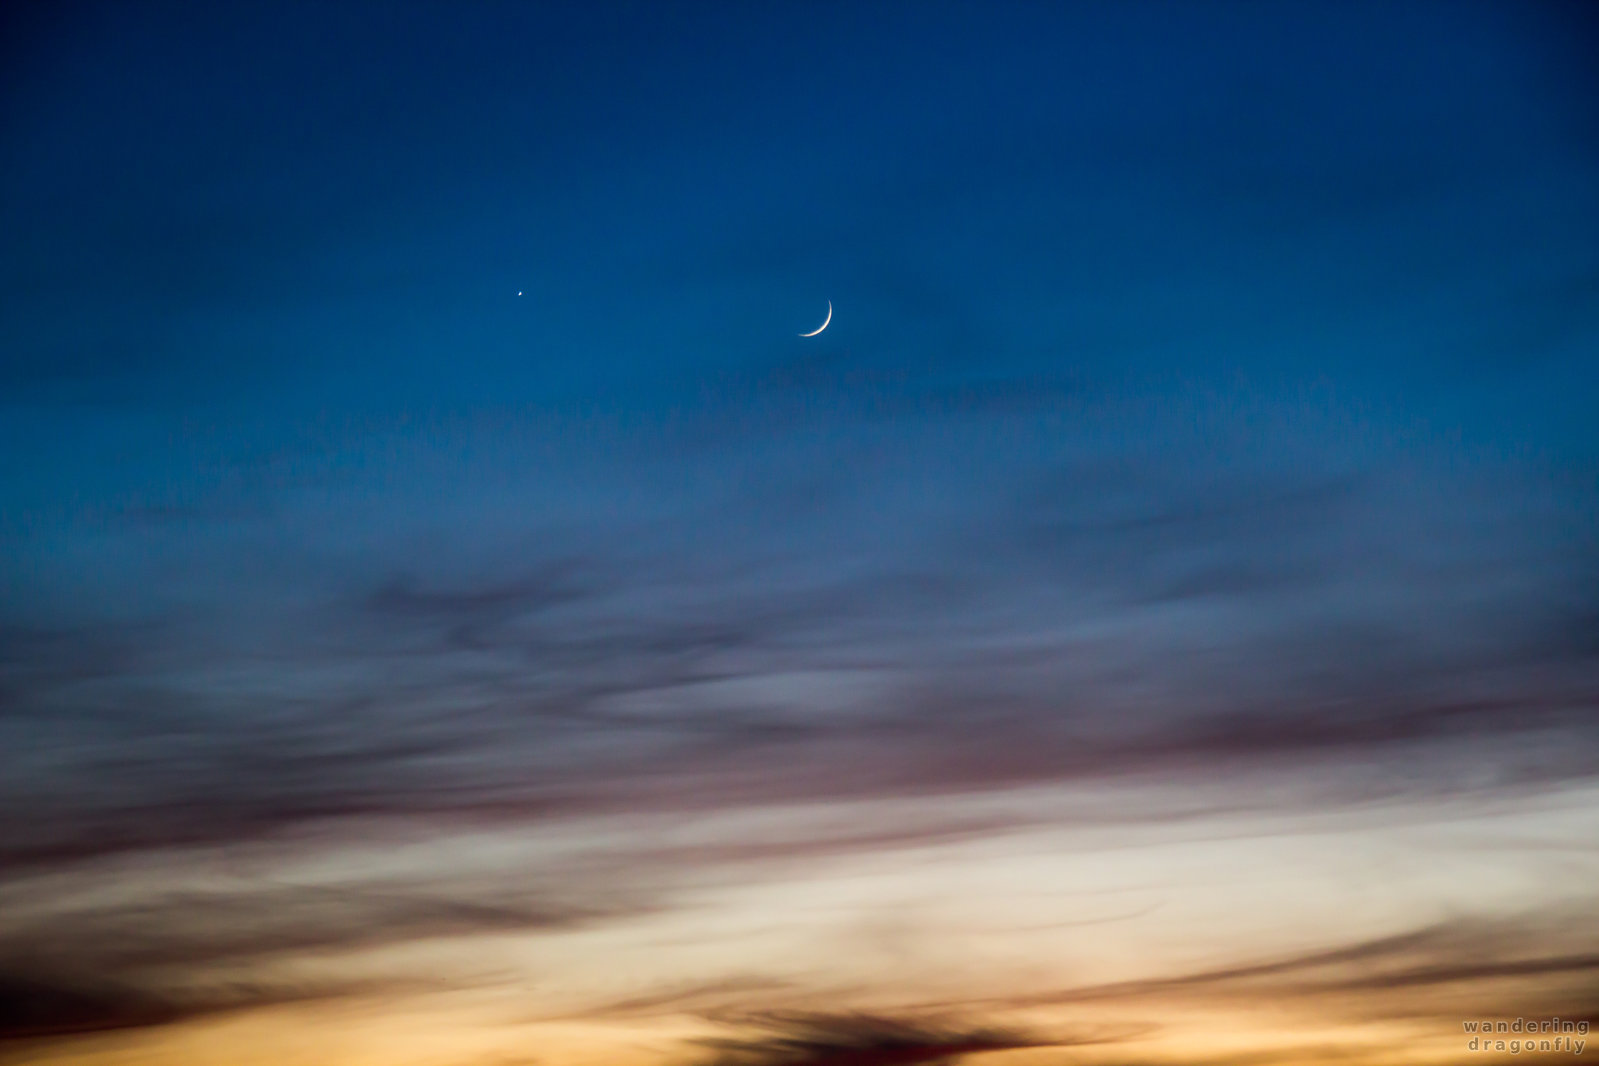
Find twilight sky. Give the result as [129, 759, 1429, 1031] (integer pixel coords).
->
[2, 3, 1598, 1064]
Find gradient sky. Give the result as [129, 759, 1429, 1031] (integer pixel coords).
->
[3, 2, 1598, 1064]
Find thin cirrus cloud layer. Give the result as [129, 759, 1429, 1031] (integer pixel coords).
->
[1, 1, 1597, 1063]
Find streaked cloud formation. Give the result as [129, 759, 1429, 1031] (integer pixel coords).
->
[2, 1, 1597, 1063]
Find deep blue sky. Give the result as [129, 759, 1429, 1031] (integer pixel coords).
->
[4, 0, 1597, 842]
[1, 3, 1598, 1061]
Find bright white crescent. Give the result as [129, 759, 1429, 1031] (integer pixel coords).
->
[798, 301, 832, 337]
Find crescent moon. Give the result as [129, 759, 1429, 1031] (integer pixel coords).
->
[798, 301, 832, 337]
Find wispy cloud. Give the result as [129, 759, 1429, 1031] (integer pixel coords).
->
[687, 1012, 1058, 1066]
[0, 969, 404, 1045]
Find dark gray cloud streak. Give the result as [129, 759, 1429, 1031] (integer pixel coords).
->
[0, 972, 344, 1046]
[0, 872, 641, 1045]
[687, 1013, 1057, 1066]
